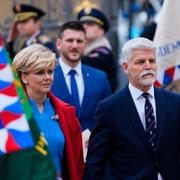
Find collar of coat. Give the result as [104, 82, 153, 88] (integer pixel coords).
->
[84, 36, 112, 55]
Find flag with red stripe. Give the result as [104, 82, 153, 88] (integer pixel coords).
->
[154, 0, 180, 91]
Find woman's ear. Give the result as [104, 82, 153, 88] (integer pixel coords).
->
[21, 73, 28, 85]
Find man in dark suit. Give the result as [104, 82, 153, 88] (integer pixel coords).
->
[51, 21, 111, 132]
[84, 37, 180, 179]
[6, 3, 57, 58]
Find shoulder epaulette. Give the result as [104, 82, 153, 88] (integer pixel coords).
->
[95, 47, 110, 55]
[38, 34, 51, 43]
[88, 52, 99, 58]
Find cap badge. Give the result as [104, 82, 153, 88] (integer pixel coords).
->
[84, 7, 92, 15]
[15, 4, 21, 12]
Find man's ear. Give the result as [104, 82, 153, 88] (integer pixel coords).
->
[84, 39, 87, 48]
[56, 38, 61, 50]
[122, 62, 129, 75]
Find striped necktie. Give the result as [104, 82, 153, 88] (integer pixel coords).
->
[142, 93, 156, 149]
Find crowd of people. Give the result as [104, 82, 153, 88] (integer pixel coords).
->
[4, 2, 180, 180]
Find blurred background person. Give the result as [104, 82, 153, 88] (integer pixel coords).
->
[13, 44, 84, 180]
[77, 7, 119, 92]
[140, 0, 160, 41]
[6, 3, 57, 59]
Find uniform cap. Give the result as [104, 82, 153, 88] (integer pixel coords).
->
[77, 7, 109, 32]
[13, 4, 45, 22]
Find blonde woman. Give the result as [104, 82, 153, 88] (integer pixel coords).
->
[13, 44, 84, 180]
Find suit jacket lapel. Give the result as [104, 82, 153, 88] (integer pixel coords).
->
[122, 87, 153, 152]
[79, 66, 91, 116]
[154, 88, 166, 152]
[54, 64, 72, 103]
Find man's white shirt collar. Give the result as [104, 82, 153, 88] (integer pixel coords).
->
[129, 83, 155, 101]
[59, 58, 82, 76]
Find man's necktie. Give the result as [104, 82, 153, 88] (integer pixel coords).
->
[69, 69, 80, 115]
[142, 93, 156, 149]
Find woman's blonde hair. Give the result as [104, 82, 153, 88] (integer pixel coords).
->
[13, 44, 57, 76]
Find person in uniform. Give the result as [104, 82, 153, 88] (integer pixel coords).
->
[77, 7, 119, 92]
[6, 3, 57, 59]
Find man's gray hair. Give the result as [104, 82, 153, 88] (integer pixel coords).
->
[121, 37, 156, 64]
